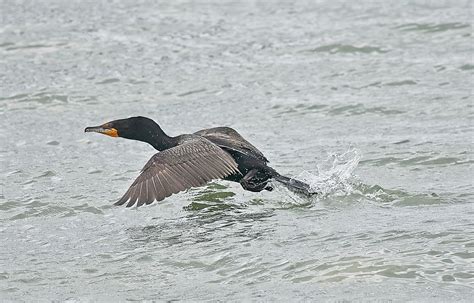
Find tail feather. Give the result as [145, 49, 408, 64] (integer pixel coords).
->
[273, 174, 317, 196]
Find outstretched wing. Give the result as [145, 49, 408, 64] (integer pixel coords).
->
[194, 127, 268, 163]
[115, 136, 240, 207]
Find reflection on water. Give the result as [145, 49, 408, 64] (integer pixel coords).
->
[127, 208, 275, 247]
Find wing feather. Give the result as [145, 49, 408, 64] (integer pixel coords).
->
[115, 136, 240, 207]
[179, 162, 204, 186]
[145, 179, 154, 206]
[173, 164, 197, 188]
[149, 176, 162, 204]
[166, 166, 189, 190]
[127, 185, 139, 206]
[194, 127, 268, 163]
[153, 175, 167, 201]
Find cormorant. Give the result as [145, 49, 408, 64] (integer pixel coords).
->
[85, 116, 314, 207]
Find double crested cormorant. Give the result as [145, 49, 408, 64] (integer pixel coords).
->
[85, 116, 314, 207]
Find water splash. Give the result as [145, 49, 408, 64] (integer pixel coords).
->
[279, 148, 444, 207]
[291, 148, 362, 198]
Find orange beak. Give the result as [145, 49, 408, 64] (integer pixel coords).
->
[84, 125, 118, 137]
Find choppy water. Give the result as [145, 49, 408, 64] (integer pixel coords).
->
[1, 1, 473, 301]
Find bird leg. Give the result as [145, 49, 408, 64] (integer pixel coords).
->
[240, 169, 272, 192]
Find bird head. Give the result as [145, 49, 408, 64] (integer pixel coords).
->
[85, 116, 158, 140]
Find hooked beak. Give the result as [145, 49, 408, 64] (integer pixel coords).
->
[84, 124, 118, 137]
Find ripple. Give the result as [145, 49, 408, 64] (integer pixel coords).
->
[192, 191, 236, 203]
[306, 43, 388, 54]
[0, 42, 14, 48]
[0, 93, 29, 101]
[46, 140, 60, 146]
[349, 183, 446, 206]
[384, 80, 417, 86]
[393, 139, 410, 145]
[36, 171, 56, 178]
[361, 155, 467, 167]
[127, 79, 148, 85]
[87, 169, 103, 174]
[272, 103, 404, 117]
[0, 91, 81, 111]
[451, 252, 474, 259]
[327, 104, 404, 116]
[459, 64, 474, 71]
[184, 201, 237, 212]
[22, 92, 68, 104]
[71, 204, 104, 215]
[0, 201, 21, 211]
[9, 205, 73, 220]
[4, 42, 68, 52]
[177, 88, 207, 97]
[136, 255, 154, 263]
[396, 22, 470, 33]
[272, 103, 327, 117]
[96, 78, 120, 85]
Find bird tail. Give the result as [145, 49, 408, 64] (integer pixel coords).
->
[268, 168, 316, 196]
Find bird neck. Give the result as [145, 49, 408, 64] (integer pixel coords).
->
[142, 124, 177, 151]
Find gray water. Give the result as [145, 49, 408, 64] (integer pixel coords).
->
[1, 1, 473, 301]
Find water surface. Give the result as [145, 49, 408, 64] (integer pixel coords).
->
[1, 1, 473, 301]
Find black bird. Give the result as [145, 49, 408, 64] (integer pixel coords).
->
[85, 116, 314, 207]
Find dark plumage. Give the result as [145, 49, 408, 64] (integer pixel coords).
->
[85, 116, 314, 207]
